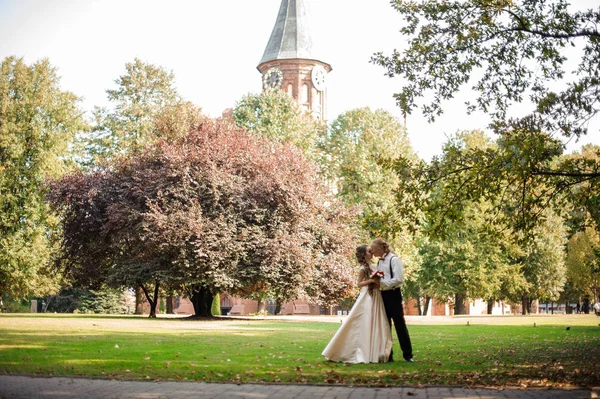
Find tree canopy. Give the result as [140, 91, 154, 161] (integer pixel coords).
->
[81, 58, 186, 165]
[232, 88, 325, 158]
[48, 119, 356, 317]
[566, 226, 600, 302]
[373, 1, 600, 236]
[373, 0, 600, 138]
[0, 56, 85, 303]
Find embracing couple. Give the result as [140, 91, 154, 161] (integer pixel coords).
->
[322, 238, 413, 364]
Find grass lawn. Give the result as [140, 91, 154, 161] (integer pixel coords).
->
[0, 314, 599, 388]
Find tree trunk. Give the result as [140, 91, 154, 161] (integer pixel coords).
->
[454, 293, 467, 315]
[140, 280, 160, 318]
[166, 295, 174, 314]
[257, 298, 265, 313]
[423, 296, 431, 316]
[416, 294, 423, 316]
[487, 299, 494, 315]
[521, 294, 530, 315]
[190, 286, 214, 318]
[135, 286, 145, 315]
[274, 300, 281, 315]
[527, 298, 533, 314]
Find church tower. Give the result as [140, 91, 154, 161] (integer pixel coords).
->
[258, 0, 331, 121]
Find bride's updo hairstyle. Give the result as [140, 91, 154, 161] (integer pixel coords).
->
[355, 244, 369, 266]
[371, 238, 391, 254]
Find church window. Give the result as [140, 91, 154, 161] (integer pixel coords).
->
[302, 83, 309, 104]
[287, 83, 293, 97]
[221, 296, 232, 307]
[313, 90, 322, 111]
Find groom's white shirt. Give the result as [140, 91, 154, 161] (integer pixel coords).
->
[376, 252, 403, 291]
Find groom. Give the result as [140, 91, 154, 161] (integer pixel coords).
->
[370, 238, 413, 362]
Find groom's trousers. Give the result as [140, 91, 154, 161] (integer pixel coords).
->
[381, 288, 413, 360]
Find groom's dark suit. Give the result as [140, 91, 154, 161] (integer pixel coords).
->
[377, 253, 413, 361]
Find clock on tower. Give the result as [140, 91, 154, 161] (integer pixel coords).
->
[257, 0, 332, 121]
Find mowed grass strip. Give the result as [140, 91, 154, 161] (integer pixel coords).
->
[0, 315, 598, 388]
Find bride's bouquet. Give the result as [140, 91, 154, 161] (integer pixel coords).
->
[370, 270, 384, 279]
[368, 270, 384, 295]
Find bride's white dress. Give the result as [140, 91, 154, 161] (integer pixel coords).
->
[322, 267, 393, 363]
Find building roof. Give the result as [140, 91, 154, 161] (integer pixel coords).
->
[258, 0, 328, 68]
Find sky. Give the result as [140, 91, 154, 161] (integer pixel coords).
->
[0, 0, 598, 161]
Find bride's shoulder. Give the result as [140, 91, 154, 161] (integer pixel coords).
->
[359, 265, 372, 274]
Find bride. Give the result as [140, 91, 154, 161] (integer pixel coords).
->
[322, 244, 392, 363]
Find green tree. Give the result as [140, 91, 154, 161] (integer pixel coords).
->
[232, 88, 325, 157]
[416, 131, 525, 314]
[319, 107, 424, 304]
[519, 210, 567, 313]
[419, 201, 524, 315]
[373, 0, 600, 138]
[320, 108, 418, 244]
[566, 226, 600, 303]
[0, 57, 85, 305]
[373, 1, 600, 233]
[82, 58, 184, 164]
[406, 130, 567, 314]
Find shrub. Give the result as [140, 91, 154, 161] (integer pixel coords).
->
[211, 293, 221, 316]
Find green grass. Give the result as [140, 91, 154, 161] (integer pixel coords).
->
[0, 314, 599, 388]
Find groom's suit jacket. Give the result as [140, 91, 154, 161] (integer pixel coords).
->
[376, 252, 404, 291]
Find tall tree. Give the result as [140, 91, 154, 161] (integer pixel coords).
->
[419, 201, 525, 315]
[320, 108, 418, 244]
[519, 210, 567, 313]
[48, 119, 356, 317]
[373, 1, 600, 232]
[81, 58, 184, 165]
[566, 226, 600, 303]
[0, 56, 85, 305]
[232, 88, 325, 158]
[415, 131, 526, 313]
[373, 0, 600, 138]
[319, 107, 424, 304]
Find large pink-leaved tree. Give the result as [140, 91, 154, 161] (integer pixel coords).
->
[48, 119, 357, 317]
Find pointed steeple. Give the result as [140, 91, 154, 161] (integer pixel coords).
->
[259, 0, 325, 67]
[257, 0, 331, 121]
